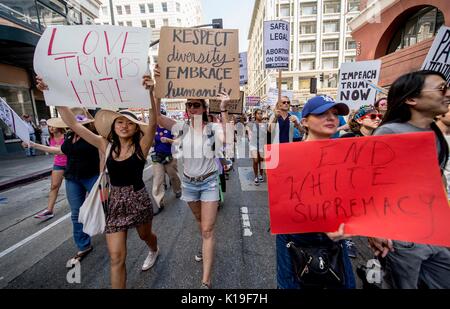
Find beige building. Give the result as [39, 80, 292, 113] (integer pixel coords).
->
[247, 0, 361, 106]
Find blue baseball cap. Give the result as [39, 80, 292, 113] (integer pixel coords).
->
[302, 95, 349, 118]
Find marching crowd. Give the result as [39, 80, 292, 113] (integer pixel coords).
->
[22, 67, 450, 289]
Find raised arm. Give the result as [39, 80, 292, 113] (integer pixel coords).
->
[35, 77, 108, 153]
[140, 74, 158, 156]
[23, 141, 63, 155]
[152, 65, 177, 131]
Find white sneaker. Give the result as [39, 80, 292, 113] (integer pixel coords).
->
[142, 247, 159, 271]
[258, 175, 264, 182]
[254, 177, 259, 186]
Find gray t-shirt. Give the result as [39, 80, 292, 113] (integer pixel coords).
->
[172, 123, 222, 178]
[374, 122, 443, 168]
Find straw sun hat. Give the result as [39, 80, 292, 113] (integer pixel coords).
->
[94, 109, 148, 138]
[46, 107, 94, 128]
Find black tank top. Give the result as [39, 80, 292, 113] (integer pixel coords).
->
[106, 149, 146, 190]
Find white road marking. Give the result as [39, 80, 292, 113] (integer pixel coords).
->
[240, 207, 253, 237]
[0, 213, 70, 260]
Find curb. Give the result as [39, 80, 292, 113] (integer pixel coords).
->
[0, 169, 52, 192]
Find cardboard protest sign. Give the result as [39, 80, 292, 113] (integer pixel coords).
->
[266, 88, 293, 106]
[156, 27, 240, 100]
[422, 26, 450, 82]
[246, 96, 260, 107]
[266, 132, 450, 247]
[0, 98, 30, 143]
[209, 91, 244, 114]
[34, 25, 152, 108]
[239, 52, 248, 85]
[264, 20, 290, 69]
[337, 60, 381, 110]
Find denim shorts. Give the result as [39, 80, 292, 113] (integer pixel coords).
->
[53, 165, 66, 171]
[181, 172, 219, 202]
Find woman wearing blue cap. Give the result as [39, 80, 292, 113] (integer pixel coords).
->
[276, 95, 356, 289]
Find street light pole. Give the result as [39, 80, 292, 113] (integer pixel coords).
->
[109, 0, 115, 25]
[149, 18, 223, 47]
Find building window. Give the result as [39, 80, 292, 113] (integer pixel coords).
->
[323, 21, 340, 33]
[387, 7, 445, 54]
[103, 22, 109, 25]
[323, 39, 339, 51]
[162, 2, 168, 12]
[126, 21, 132, 27]
[345, 56, 356, 63]
[300, 59, 316, 71]
[325, 73, 338, 88]
[141, 20, 147, 27]
[300, 41, 316, 53]
[280, 4, 290, 17]
[140, 4, 146, 14]
[300, 4, 317, 16]
[299, 78, 311, 89]
[324, 1, 340, 14]
[124, 5, 131, 14]
[176, 2, 181, 12]
[177, 18, 182, 26]
[149, 19, 155, 28]
[118, 21, 124, 26]
[116, 6, 122, 15]
[101, 6, 108, 16]
[163, 18, 169, 26]
[347, 0, 360, 13]
[148, 3, 154, 13]
[300, 22, 316, 34]
[322, 57, 339, 69]
[346, 39, 357, 50]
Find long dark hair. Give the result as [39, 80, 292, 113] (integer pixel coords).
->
[108, 119, 145, 161]
[381, 70, 448, 169]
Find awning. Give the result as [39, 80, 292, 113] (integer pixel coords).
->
[0, 25, 40, 70]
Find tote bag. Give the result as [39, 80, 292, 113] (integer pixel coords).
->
[78, 143, 111, 236]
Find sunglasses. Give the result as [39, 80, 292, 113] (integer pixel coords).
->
[361, 113, 383, 120]
[281, 101, 290, 105]
[185, 102, 202, 108]
[422, 82, 450, 96]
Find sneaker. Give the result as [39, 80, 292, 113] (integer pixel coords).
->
[175, 192, 182, 199]
[200, 282, 211, 289]
[34, 209, 54, 220]
[345, 239, 357, 258]
[142, 247, 159, 271]
[194, 251, 203, 262]
[154, 204, 164, 216]
[254, 177, 259, 186]
[258, 175, 264, 182]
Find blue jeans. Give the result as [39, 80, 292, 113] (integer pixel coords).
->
[276, 233, 356, 289]
[65, 175, 98, 251]
[26, 133, 36, 156]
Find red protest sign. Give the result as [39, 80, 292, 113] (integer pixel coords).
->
[266, 132, 450, 247]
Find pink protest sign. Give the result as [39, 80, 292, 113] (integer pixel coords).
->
[34, 25, 152, 108]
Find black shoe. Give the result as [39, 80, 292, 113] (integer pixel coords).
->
[154, 205, 164, 216]
[345, 239, 357, 258]
[175, 192, 182, 199]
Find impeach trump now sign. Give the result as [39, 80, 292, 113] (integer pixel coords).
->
[266, 132, 450, 247]
[34, 25, 152, 108]
[156, 26, 240, 100]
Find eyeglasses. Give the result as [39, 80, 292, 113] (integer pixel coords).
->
[281, 101, 290, 105]
[361, 113, 383, 120]
[422, 82, 450, 96]
[185, 102, 202, 108]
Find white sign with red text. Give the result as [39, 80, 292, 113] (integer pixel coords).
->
[34, 25, 152, 108]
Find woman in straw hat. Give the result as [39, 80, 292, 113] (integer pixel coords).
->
[150, 66, 230, 289]
[36, 75, 158, 289]
[23, 118, 67, 220]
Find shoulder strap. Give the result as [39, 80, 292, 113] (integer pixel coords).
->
[103, 143, 112, 172]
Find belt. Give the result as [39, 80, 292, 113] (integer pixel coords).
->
[183, 171, 216, 182]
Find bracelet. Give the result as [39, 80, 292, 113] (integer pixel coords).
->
[221, 110, 228, 112]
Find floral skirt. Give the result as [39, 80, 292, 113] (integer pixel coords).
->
[105, 185, 153, 234]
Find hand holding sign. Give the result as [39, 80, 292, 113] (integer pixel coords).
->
[368, 237, 394, 258]
[36, 76, 49, 92]
[217, 90, 230, 111]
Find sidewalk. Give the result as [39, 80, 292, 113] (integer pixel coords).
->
[0, 154, 54, 192]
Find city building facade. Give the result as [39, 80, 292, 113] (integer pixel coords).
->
[247, 0, 361, 106]
[0, 0, 101, 156]
[350, 0, 450, 87]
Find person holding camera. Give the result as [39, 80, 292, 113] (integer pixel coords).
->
[151, 109, 181, 215]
